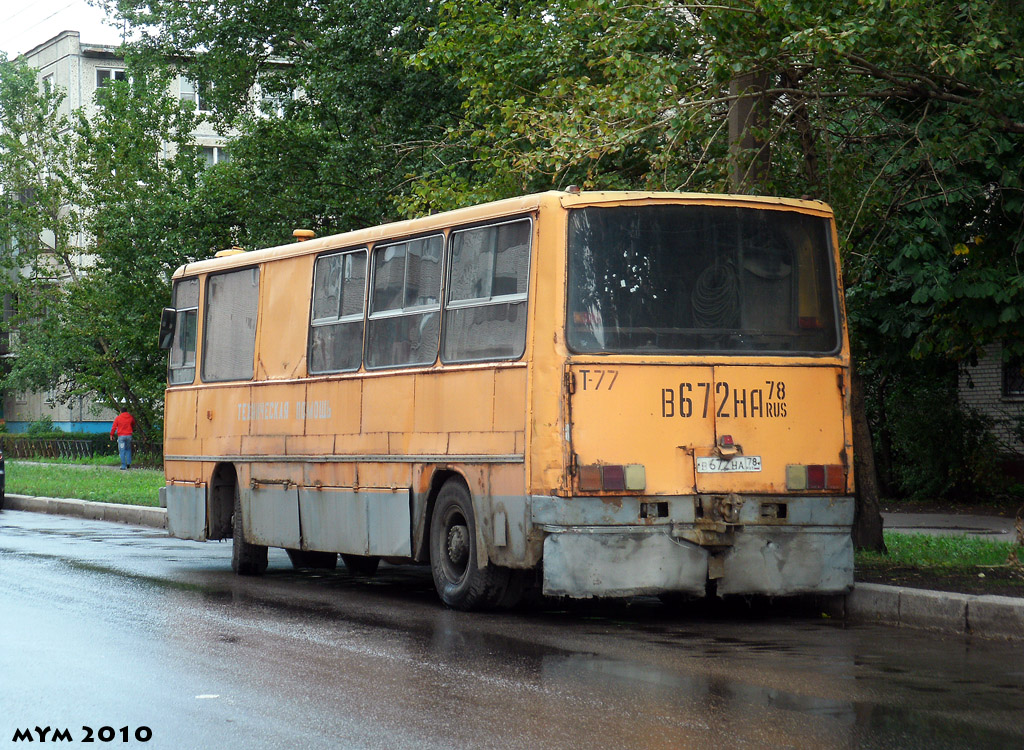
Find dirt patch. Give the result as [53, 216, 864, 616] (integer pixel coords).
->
[856, 563, 1024, 598]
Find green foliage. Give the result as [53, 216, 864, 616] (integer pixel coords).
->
[0, 56, 206, 442]
[26, 417, 55, 435]
[861, 360, 1004, 500]
[109, 0, 461, 239]
[1, 0, 1018, 505]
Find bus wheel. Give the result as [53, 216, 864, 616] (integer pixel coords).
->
[341, 554, 380, 576]
[429, 479, 506, 610]
[231, 488, 267, 576]
[287, 550, 338, 570]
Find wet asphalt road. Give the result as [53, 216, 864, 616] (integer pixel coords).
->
[2, 510, 1023, 750]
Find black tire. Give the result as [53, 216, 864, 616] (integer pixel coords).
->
[429, 479, 509, 610]
[231, 487, 268, 576]
[341, 554, 381, 576]
[287, 549, 338, 570]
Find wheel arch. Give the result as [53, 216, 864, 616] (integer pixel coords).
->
[415, 468, 490, 568]
[208, 461, 239, 540]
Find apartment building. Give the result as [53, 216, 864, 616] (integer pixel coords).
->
[3, 30, 232, 432]
[958, 344, 1024, 459]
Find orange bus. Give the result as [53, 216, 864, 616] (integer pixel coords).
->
[160, 190, 854, 610]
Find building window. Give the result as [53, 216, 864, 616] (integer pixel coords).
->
[96, 69, 126, 88]
[1004, 357, 1024, 398]
[202, 146, 230, 166]
[41, 74, 53, 93]
[179, 77, 211, 112]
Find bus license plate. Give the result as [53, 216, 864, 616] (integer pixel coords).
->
[695, 456, 762, 473]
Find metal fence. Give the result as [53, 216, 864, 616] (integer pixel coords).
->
[0, 438, 96, 460]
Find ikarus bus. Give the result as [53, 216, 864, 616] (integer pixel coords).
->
[160, 190, 854, 610]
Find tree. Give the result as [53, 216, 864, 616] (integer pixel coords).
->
[106, 0, 463, 242]
[413, 0, 1024, 548]
[0, 55, 207, 441]
[0, 56, 91, 417]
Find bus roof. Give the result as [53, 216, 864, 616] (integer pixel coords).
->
[171, 190, 834, 279]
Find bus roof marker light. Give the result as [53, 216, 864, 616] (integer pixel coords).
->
[293, 229, 316, 242]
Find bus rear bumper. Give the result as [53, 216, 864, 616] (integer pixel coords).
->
[533, 495, 854, 599]
[540, 525, 853, 599]
[542, 530, 708, 598]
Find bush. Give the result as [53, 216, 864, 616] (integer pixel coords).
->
[27, 416, 56, 435]
[865, 359, 1006, 502]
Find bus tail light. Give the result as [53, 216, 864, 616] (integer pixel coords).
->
[786, 464, 845, 491]
[578, 463, 646, 492]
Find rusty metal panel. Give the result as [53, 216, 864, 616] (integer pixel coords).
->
[298, 488, 368, 554]
[247, 486, 301, 548]
[542, 531, 707, 598]
[166, 484, 207, 541]
[366, 489, 411, 556]
[532, 495, 696, 526]
[716, 527, 853, 596]
[297, 488, 411, 556]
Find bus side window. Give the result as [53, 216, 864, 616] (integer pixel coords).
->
[309, 249, 367, 373]
[202, 267, 260, 382]
[443, 218, 531, 363]
[366, 235, 443, 369]
[168, 277, 199, 385]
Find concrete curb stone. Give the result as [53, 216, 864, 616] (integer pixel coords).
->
[5, 494, 166, 529]
[845, 582, 1024, 641]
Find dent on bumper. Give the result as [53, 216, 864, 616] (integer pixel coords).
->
[543, 531, 708, 598]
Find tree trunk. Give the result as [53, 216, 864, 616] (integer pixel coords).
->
[851, 364, 886, 551]
[728, 72, 770, 192]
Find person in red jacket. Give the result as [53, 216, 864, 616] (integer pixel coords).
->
[110, 410, 136, 470]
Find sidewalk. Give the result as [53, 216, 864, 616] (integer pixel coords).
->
[4, 493, 1023, 640]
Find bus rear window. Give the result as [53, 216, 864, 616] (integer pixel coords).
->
[567, 205, 839, 354]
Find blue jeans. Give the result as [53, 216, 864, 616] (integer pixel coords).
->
[117, 435, 133, 469]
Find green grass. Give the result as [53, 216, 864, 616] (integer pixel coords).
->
[6, 460, 164, 506]
[12, 454, 122, 466]
[857, 531, 1024, 569]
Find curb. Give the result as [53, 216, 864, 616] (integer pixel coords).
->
[844, 582, 1024, 641]
[4, 497, 1023, 639]
[4, 494, 167, 529]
